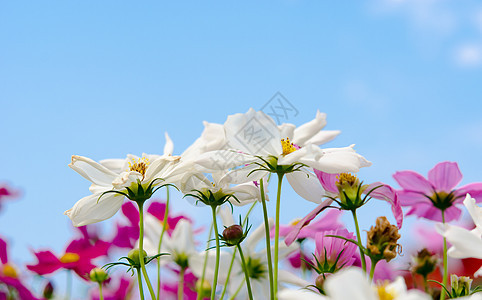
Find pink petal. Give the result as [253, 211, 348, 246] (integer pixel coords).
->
[314, 169, 338, 194]
[397, 190, 431, 206]
[121, 202, 139, 225]
[284, 199, 334, 246]
[428, 161, 463, 192]
[0, 237, 7, 264]
[393, 170, 433, 193]
[365, 183, 403, 228]
[456, 183, 482, 202]
[27, 251, 62, 275]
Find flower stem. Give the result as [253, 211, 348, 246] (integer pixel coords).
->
[273, 173, 284, 297]
[98, 282, 104, 300]
[369, 259, 378, 281]
[157, 187, 170, 300]
[178, 267, 185, 300]
[260, 178, 275, 300]
[197, 221, 214, 300]
[137, 267, 145, 300]
[423, 275, 428, 293]
[237, 245, 254, 300]
[351, 209, 366, 272]
[66, 270, 72, 300]
[211, 205, 221, 300]
[220, 201, 257, 300]
[440, 210, 448, 300]
[137, 202, 157, 300]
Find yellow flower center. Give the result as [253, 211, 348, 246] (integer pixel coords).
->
[159, 219, 170, 230]
[336, 173, 358, 186]
[2, 263, 18, 278]
[60, 252, 80, 264]
[128, 157, 150, 177]
[376, 282, 396, 300]
[281, 138, 297, 155]
[290, 218, 301, 226]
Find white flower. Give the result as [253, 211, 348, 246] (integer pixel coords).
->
[196, 108, 371, 203]
[437, 194, 482, 277]
[279, 267, 430, 300]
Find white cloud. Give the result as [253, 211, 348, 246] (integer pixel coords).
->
[454, 44, 482, 67]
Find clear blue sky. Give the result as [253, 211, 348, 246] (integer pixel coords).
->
[1, 0, 482, 277]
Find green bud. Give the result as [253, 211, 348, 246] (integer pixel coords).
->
[451, 274, 472, 297]
[128, 248, 147, 266]
[42, 281, 54, 299]
[89, 268, 109, 283]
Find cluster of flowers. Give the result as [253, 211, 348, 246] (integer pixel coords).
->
[1, 108, 482, 300]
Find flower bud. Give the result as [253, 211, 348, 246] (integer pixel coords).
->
[222, 224, 244, 246]
[128, 248, 147, 266]
[196, 279, 211, 299]
[315, 274, 325, 290]
[366, 216, 401, 262]
[451, 274, 472, 297]
[411, 248, 438, 278]
[43, 281, 54, 299]
[335, 173, 368, 210]
[89, 267, 109, 283]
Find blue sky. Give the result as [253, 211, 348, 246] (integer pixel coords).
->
[1, 0, 482, 282]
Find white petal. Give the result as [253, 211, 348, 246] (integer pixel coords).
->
[464, 194, 482, 230]
[278, 270, 310, 287]
[169, 219, 196, 256]
[163, 132, 174, 156]
[64, 192, 124, 227]
[325, 268, 376, 300]
[279, 123, 296, 140]
[69, 155, 119, 186]
[279, 289, 326, 300]
[189, 249, 237, 285]
[292, 110, 327, 146]
[196, 150, 256, 171]
[308, 145, 372, 173]
[245, 219, 274, 255]
[218, 206, 235, 227]
[305, 130, 341, 146]
[439, 224, 482, 259]
[286, 171, 325, 204]
[99, 158, 127, 173]
[182, 121, 226, 161]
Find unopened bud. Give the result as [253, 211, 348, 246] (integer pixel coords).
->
[128, 248, 147, 266]
[411, 248, 438, 277]
[89, 267, 109, 283]
[335, 173, 368, 209]
[196, 279, 211, 298]
[366, 216, 401, 262]
[451, 274, 472, 297]
[43, 281, 54, 299]
[222, 224, 244, 246]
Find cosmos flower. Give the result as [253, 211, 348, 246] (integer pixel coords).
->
[393, 161, 482, 222]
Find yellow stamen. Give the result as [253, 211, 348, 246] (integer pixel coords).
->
[376, 282, 396, 300]
[336, 173, 358, 186]
[2, 263, 18, 278]
[60, 252, 80, 264]
[159, 219, 170, 231]
[128, 157, 150, 177]
[290, 218, 301, 226]
[281, 138, 297, 155]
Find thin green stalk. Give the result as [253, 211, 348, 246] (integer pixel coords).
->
[229, 279, 246, 300]
[369, 259, 378, 281]
[273, 173, 284, 297]
[197, 222, 214, 300]
[260, 178, 275, 300]
[137, 267, 145, 300]
[138, 202, 157, 300]
[157, 187, 170, 300]
[237, 245, 254, 300]
[211, 205, 221, 300]
[351, 209, 366, 272]
[440, 210, 448, 300]
[220, 202, 257, 300]
[178, 267, 185, 300]
[98, 282, 104, 300]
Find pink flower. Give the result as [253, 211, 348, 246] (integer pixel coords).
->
[161, 269, 207, 300]
[0, 236, 40, 300]
[90, 276, 132, 300]
[393, 161, 482, 222]
[277, 209, 343, 241]
[27, 235, 110, 280]
[0, 184, 19, 213]
[312, 229, 357, 273]
[112, 201, 189, 249]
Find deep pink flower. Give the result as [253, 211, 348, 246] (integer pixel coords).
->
[112, 201, 189, 249]
[0, 184, 19, 213]
[0, 236, 39, 300]
[27, 235, 110, 280]
[90, 276, 132, 300]
[312, 229, 357, 272]
[393, 161, 482, 222]
[161, 269, 207, 300]
[315, 170, 403, 228]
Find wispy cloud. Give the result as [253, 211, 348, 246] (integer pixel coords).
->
[454, 44, 482, 67]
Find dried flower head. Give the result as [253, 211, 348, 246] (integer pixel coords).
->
[411, 248, 438, 278]
[366, 216, 401, 262]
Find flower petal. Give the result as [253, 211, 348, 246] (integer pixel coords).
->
[437, 224, 482, 259]
[69, 155, 118, 186]
[64, 193, 124, 227]
[365, 183, 403, 228]
[164, 132, 174, 156]
[286, 171, 325, 204]
[393, 170, 433, 194]
[428, 161, 463, 192]
[292, 110, 327, 146]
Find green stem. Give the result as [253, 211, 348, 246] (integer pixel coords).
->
[351, 209, 366, 272]
[229, 279, 245, 300]
[237, 245, 254, 300]
[369, 259, 378, 281]
[423, 275, 428, 293]
[273, 173, 284, 297]
[137, 267, 145, 300]
[157, 187, 170, 300]
[178, 267, 185, 300]
[197, 222, 214, 300]
[211, 205, 221, 300]
[138, 202, 157, 300]
[220, 202, 257, 300]
[98, 282, 104, 300]
[260, 178, 275, 300]
[440, 210, 448, 300]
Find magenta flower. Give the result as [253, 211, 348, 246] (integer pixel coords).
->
[112, 201, 189, 249]
[27, 235, 110, 280]
[277, 209, 343, 241]
[0, 184, 19, 213]
[161, 269, 207, 300]
[311, 229, 358, 273]
[0, 236, 39, 300]
[393, 161, 482, 222]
